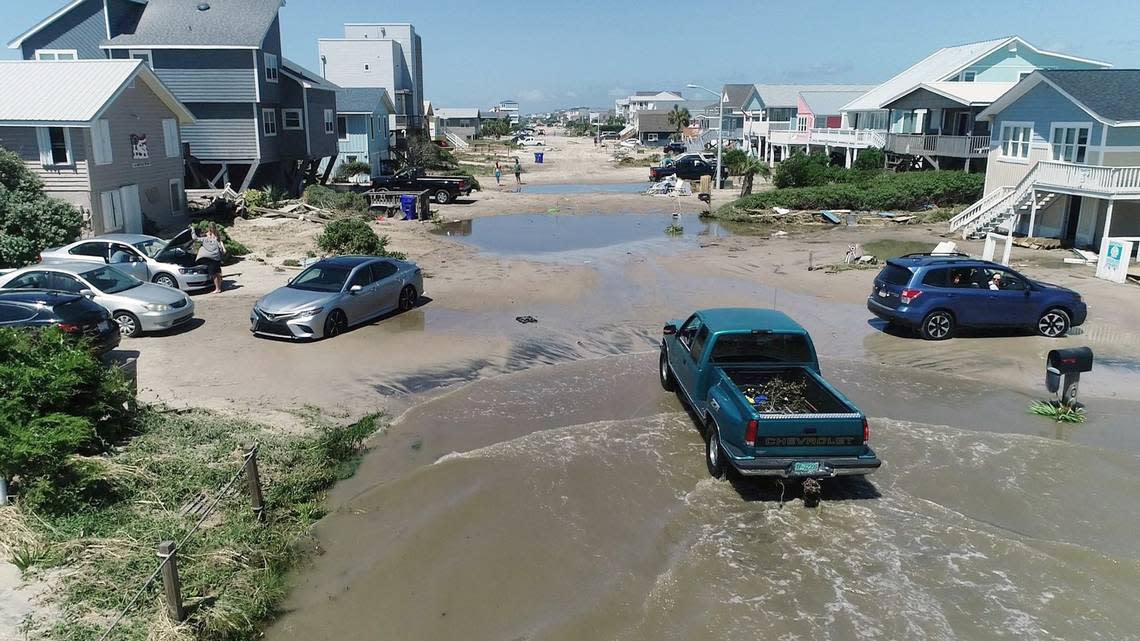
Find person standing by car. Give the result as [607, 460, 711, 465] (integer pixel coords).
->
[195, 223, 227, 294]
[494, 162, 503, 186]
[513, 158, 522, 185]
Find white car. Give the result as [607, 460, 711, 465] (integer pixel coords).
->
[619, 139, 643, 148]
[517, 137, 545, 146]
[0, 262, 194, 337]
[39, 231, 210, 291]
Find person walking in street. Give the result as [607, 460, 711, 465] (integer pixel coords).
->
[195, 223, 227, 293]
[494, 161, 503, 186]
[513, 158, 522, 185]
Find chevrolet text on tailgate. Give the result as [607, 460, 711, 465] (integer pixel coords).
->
[659, 308, 881, 497]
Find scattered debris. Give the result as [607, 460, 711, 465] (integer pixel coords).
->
[932, 241, 959, 255]
[515, 316, 538, 324]
[773, 207, 791, 216]
[645, 175, 692, 196]
[664, 224, 684, 235]
[742, 378, 815, 413]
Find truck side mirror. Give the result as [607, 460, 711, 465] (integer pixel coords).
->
[663, 323, 677, 335]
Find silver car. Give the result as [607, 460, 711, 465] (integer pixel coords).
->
[39, 231, 211, 291]
[0, 262, 195, 337]
[250, 255, 424, 340]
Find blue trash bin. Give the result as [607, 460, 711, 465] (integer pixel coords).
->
[534, 152, 544, 164]
[400, 194, 416, 220]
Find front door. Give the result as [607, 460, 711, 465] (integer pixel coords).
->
[369, 261, 402, 316]
[108, 242, 151, 282]
[955, 112, 971, 136]
[120, 185, 143, 234]
[981, 268, 1036, 326]
[669, 315, 707, 399]
[1063, 196, 1083, 247]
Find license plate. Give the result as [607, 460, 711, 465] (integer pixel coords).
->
[791, 461, 821, 476]
[98, 321, 110, 331]
[877, 289, 890, 298]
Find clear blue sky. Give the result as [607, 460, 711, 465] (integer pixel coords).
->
[4, 0, 1140, 113]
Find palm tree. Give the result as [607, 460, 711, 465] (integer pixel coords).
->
[667, 105, 691, 140]
[730, 156, 771, 197]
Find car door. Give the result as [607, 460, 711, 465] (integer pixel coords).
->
[65, 241, 112, 266]
[108, 242, 151, 282]
[944, 266, 989, 326]
[3, 270, 54, 290]
[364, 260, 402, 318]
[668, 315, 707, 399]
[988, 269, 1037, 326]
[341, 266, 377, 323]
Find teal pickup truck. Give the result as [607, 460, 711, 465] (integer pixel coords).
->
[660, 308, 881, 482]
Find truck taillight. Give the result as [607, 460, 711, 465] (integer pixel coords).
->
[900, 288, 923, 304]
[744, 419, 758, 446]
[56, 322, 81, 334]
[862, 417, 869, 444]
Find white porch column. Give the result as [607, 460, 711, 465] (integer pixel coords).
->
[1027, 189, 1037, 238]
[914, 109, 927, 134]
[1002, 210, 1016, 266]
[845, 147, 853, 169]
[1099, 199, 1116, 258]
[853, 148, 860, 163]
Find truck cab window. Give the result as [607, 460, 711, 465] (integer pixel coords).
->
[678, 316, 703, 352]
[690, 326, 710, 358]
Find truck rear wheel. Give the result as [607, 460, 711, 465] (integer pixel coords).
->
[705, 425, 728, 480]
[659, 350, 675, 391]
[435, 189, 452, 204]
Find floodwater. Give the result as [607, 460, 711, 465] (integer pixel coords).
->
[431, 212, 732, 256]
[263, 212, 1140, 641]
[266, 353, 1140, 641]
[517, 182, 649, 194]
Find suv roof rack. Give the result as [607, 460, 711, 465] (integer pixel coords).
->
[898, 252, 972, 258]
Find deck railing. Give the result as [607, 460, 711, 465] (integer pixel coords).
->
[886, 133, 990, 158]
[1033, 162, 1140, 195]
[808, 128, 886, 148]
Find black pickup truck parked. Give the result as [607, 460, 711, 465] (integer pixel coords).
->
[649, 156, 728, 182]
[371, 167, 473, 204]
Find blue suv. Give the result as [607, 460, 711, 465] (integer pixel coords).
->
[867, 253, 1087, 340]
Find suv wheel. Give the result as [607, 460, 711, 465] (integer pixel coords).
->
[659, 350, 675, 391]
[1037, 308, 1071, 338]
[921, 310, 954, 340]
[705, 423, 728, 480]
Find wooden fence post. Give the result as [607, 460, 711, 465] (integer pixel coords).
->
[156, 541, 185, 622]
[243, 443, 265, 522]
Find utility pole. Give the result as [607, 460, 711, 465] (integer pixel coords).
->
[688, 83, 725, 189]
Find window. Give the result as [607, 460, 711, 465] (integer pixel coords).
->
[69, 242, 110, 260]
[262, 109, 277, 136]
[647, 133, 658, 142]
[283, 109, 304, 130]
[1050, 124, 1091, 163]
[369, 116, 375, 140]
[796, 115, 810, 132]
[129, 50, 152, 67]
[960, 70, 977, 82]
[162, 118, 181, 157]
[348, 266, 376, 289]
[878, 264, 913, 286]
[48, 273, 86, 294]
[337, 116, 348, 141]
[34, 49, 77, 61]
[921, 268, 950, 288]
[710, 333, 813, 364]
[169, 178, 184, 214]
[370, 261, 398, 281]
[92, 119, 113, 165]
[0, 303, 35, 325]
[5, 271, 53, 290]
[364, 64, 370, 72]
[1000, 122, 1033, 159]
[264, 52, 279, 82]
[36, 127, 72, 166]
[690, 327, 711, 360]
[678, 315, 703, 354]
[324, 109, 335, 134]
[983, 268, 1027, 291]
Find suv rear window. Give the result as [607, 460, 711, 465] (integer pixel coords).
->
[921, 268, 949, 287]
[878, 264, 913, 286]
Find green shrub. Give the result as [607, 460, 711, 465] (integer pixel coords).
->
[0, 148, 84, 268]
[853, 147, 886, 171]
[721, 148, 748, 174]
[243, 188, 268, 210]
[317, 218, 405, 259]
[0, 328, 136, 514]
[303, 185, 368, 213]
[724, 171, 984, 212]
[190, 220, 249, 257]
[334, 161, 372, 182]
[773, 151, 834, 188]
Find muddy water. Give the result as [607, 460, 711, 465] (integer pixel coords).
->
[266, 353, 1140, 641]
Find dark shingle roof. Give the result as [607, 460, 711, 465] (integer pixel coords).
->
[721, 84, 755, 109]
[336, 88, 388, 113]
[1039, 70, 1140, 123]
[105, 0, 282, 48]
[636, 110, 674, 133]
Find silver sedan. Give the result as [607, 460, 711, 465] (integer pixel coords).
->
[250, 255, 424, 340]
[0, 262, 195, 337]
[39, 231, 211, 291]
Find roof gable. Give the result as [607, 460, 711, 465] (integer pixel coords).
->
[281, 58, 339, 92]
[980, 70, 1140, 124]
[752, 84, 876, 109]
[103, 0, 283, 49]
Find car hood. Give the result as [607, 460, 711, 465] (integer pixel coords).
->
[113, 282, 189, 304]
[255, 286, 337, 314]
[154, 247, 199, 267]
[1032, 280, 1080, 296]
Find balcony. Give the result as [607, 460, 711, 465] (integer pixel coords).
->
[389, 114, 424, 131]
[769, 127, 810, 146]
[1033, 161, 1140, 198]
[743, 119, 790, 138]
[885, 133, 990, 158]
[809, 128, 886, 148]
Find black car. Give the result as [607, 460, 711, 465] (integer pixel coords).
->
[663, 141, 687, 154]
[371, 167, 473, 204]
[0, 289, 121, 355]
[649, 156, 729, 182]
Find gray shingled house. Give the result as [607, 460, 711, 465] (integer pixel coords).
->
[7, 0, 340, 193]
[0, 59, 195, 235]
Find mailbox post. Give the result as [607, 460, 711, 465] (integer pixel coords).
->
[1046, 347, 1093, 406]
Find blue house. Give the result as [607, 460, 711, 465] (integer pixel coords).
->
[7, 0, 340, 193]
[330, 88, 395, 180]
[951, 69, 1140, 260]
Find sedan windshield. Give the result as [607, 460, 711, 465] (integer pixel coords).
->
[288, 265, 351, 292]
[82, 266, 142, 294]
[133, 238, 166, 258]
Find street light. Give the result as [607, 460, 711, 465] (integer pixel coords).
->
[687, 83, 724, 189]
